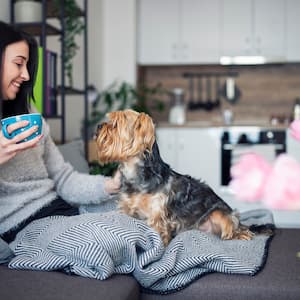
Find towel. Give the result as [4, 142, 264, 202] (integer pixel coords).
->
[8, 209, 274, 294]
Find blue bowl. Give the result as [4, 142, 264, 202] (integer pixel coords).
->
[1, 113, 42, 143]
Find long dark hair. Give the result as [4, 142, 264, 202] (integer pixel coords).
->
[0, 21, 38, 118]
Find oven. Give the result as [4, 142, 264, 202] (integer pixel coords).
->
[221, 127, 286, 186]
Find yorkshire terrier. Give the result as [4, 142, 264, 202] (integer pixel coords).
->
[95, 109, 253, 245]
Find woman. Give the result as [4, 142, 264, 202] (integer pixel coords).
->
[0, 21, 120, 243]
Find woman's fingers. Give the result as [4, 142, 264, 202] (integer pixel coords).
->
[11, 125, 40, 144]
[5, 120, 29, 135]
[4, 134, 43, 154]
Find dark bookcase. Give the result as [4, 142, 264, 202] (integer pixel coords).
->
[10, 0, 89, 155]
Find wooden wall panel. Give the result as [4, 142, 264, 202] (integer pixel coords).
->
[138, 64, 300, 125]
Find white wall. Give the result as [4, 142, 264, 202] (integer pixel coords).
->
[1, 0, 137, 141]
[0, 1, 9, 22]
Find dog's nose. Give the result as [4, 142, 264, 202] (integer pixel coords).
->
[97, 123, 103, 131]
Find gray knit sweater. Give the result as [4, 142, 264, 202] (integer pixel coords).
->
[0, 121, 109, 235]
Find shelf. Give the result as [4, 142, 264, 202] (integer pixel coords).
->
[13, 22, 61, 36]
[43, 114, 63, 119]
[57, 86, 85, 95]
[10, 0, 88, 152]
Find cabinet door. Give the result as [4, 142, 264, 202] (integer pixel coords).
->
[155, 128, 178, 169]
[137, 0, 180, 64]
[176, 128, 221, 190]
[181, 0, 221, 63]
[286, 129, 300, 163]
[286, 0, 300, 62]
[253, 0, 285, 59]
[220, 0, 252, 57]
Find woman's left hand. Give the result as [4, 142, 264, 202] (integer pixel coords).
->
[104, 170, 121, 194]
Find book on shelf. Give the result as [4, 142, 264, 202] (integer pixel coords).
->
[45, 49, 57, 116]
[31, 46, 43, 113]
[31, 47, 58, 117]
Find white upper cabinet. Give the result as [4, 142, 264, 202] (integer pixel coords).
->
[220, 0, 253, 57]
[181, 0, 220, 63]
[137, 0, 221, 65]
[138, 0, 299, 65]
[221, 0, 286, 62]
[286, 0, 300, 62]
[137, 0, 180, 64]
[253, 0, 285, 59]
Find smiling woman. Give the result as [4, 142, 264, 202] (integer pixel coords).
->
[0, 21, 121, 245]
[0, 21, 38, 117]
[1, 41, 30, 100]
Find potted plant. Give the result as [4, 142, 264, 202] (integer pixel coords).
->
[53, 0, 84, 87]
[87, 81, 166, 132]
[14, 0, 42, 23]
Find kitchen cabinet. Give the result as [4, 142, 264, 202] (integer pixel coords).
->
[220, 0, 286, 61]
[137, 0, 221, 65]
[286, 0, 300, 62]
[286, 128, 300, 163]
[155, 127, 222, 190]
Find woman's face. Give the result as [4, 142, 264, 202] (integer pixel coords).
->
[1, 40, 30, 100]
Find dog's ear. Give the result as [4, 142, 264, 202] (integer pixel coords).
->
[133, 112, 155, 151]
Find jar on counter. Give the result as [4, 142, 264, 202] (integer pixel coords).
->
[168, 88, 186, 125]
[293, 98, 300, 121]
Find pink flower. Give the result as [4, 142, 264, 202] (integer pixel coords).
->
[290, 120, 300, 141]
[229, 153, 272, 202]
[263, 154, 300, 210]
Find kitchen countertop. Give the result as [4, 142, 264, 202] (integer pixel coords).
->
[156, 121, 289, 130]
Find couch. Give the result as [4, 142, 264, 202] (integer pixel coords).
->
[0, 140, 299, 300]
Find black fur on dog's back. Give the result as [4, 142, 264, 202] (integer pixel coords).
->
[136, 141, 233, 229]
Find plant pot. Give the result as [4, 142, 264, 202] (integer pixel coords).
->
[14, 1, 42, 23]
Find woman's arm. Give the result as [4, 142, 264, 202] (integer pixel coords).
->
[42, 122, 119, 205]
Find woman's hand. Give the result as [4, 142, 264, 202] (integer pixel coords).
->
[0, 120, 43, 165]
[104, 170, 121, 194]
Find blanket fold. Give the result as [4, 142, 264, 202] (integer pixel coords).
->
[8, 209, 274, 294]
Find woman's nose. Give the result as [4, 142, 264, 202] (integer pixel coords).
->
[21, 66, 30, 81]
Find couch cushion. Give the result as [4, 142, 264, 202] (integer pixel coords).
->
[57, 139, 90, 174]
[141, 228, 300, 300]
[0, 266, 139, 300]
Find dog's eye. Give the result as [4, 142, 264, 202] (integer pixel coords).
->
[97, 123, 103, 130]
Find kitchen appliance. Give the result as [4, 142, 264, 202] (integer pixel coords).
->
[221, 127, 286, 186]
[168, 88, 186, 125]
[293, 98, 300, 120]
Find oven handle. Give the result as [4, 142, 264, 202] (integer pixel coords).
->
[222, 144, 285, 151]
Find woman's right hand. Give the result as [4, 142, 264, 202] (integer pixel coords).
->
[0, 120, 43, 165]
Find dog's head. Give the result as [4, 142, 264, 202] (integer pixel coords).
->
[95, 109, 155, 164]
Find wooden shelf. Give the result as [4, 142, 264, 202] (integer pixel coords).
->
[13, 22, 61, 36]
[57, 86, 85, 95]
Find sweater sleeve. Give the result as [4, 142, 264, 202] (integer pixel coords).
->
[42, 123, 111, 206]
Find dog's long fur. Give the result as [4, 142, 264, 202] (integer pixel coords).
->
[95, 109, 253, 245]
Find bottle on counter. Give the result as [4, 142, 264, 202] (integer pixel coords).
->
[293, 98, 300, 121]
[169, 88, 186, 125]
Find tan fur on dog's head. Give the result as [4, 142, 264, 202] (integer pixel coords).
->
[95, 109, 155, 164]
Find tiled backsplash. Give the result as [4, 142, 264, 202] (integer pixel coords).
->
[138, 64, 300, 125]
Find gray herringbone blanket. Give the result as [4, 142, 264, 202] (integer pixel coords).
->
[8, 209, 273, 294]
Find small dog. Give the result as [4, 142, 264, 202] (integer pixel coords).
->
[95, 109, 253, 245]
